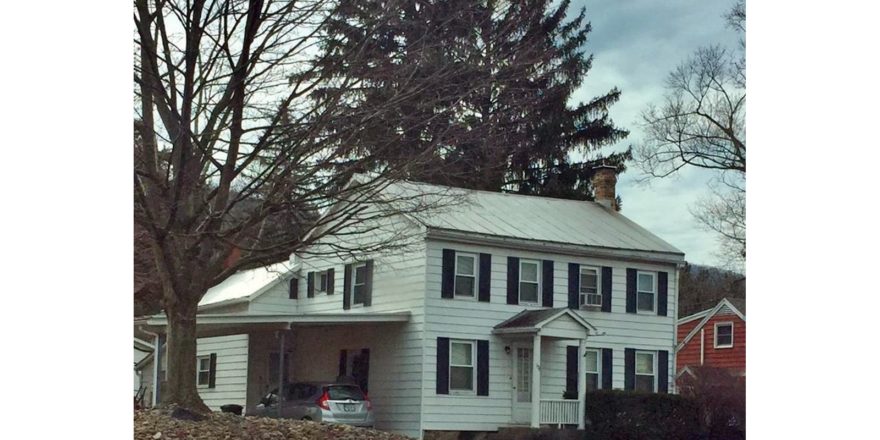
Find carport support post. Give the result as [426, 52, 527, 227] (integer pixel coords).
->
[277, 331, 285, 417]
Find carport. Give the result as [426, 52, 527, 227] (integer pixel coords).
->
[134, 311, 411, 410]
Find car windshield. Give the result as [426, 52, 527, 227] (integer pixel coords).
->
[326, 385, 365, 401]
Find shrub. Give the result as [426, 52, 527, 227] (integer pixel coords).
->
[584, 390, 702, 440]
[678, 367, 746, 440]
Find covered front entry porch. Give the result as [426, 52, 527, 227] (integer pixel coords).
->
[493, 308, 598, 429]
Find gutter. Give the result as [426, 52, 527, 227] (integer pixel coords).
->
[425, 228, 685, 266]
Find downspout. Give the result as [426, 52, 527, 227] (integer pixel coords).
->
[700, 329, 705, 366]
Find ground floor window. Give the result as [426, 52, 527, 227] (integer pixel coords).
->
[585, 349, 600, 391]
[635, 351, 656, 392]
[197, 356, 211, 386]
[450, 340, 475, 392]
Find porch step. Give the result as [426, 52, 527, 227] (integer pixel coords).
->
[487, 427, 582, 440]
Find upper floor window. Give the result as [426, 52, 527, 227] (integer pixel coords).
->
[197, 356, 211, 386]
[715, 322, 734, 348]
[449, 340, 475, 393]
[353, 262, 367, 305]
[455, 253, 477, 298]
[585, 349, 600, 391]
[519, 260, 540, 304]
[635, 351, 656, 392]
[636, 271, 656, 313]
[580, 267, 601, 308]
[317, 271, 329, 293]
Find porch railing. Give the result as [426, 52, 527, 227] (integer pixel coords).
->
[538, 399, 580, 426]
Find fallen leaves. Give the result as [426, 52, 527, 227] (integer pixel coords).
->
[135, 409, 413, 440]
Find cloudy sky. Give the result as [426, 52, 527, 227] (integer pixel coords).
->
[570, 0, 742, 267]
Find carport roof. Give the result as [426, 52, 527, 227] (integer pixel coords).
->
[135, 311, 411, 338]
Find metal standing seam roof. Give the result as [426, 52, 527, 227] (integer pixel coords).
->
[381, 180, 684, 256]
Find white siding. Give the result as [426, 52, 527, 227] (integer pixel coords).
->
[196, 334, 249, 411]
[422, 239, 678, 432]
[246, 214, 428, 438]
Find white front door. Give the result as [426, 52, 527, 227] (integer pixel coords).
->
[511, 345, 533, 424]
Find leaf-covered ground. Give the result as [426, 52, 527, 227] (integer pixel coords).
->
[135, 409, 413, 440]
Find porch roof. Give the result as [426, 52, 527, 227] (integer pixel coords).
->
[492, 307, 598, 338]
[134, 311, 411, 338]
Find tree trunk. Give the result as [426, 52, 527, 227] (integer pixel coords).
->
[162, 298, 210, 413]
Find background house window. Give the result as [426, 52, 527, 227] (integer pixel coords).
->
[580, 267, 601, 307]
[454, 253, 477, 297]
[449, 340, 475, 392]
[715, 322, 734, 348]
[637, 272, 656, 312]
[635, 351, 656, 392]
[318, 271, 329, 292]
[585, 349, 600, 391]
[197, 356, 211, 386]
[519, 260, 540, 303]
[353, 263, 367, 305]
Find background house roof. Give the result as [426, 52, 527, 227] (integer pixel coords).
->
[382, 180, 683, 256]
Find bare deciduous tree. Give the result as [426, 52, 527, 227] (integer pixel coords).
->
[636, 1, 745, 268]
[134, 0, 497, 412]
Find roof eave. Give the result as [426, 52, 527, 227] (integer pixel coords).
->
[426, 228, 685, 266]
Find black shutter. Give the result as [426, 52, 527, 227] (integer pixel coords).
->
[477, 340, 489, 396]
[624, 348, 635, 390]
[441, 249, 455, 299]
[307, 272, 315, 298]
[658, 350, 669, 393]
[338, 350, 347, 377]
[359, 349, 370, 393]
[601, 267, 613, 312]
[601, 348, 613, 390]
[507, 257, 519, 305]
[208, 353, 217, 389]
[568, 263, 579, 309]
[566, 345, 578, 397]
[478, 253, 491, 302]
[436, 337, 450, 394]
[327, 268, 335, 295]
[542, 260, 554, 307]
[364, 260, 374, 306]
[658, 271, 668, 317]
[343, 264, 352, 310]
[625, 269, 637, 314]
[289, 278, 298, 299]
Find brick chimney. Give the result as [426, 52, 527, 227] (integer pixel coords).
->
[592, 164, 618, 210]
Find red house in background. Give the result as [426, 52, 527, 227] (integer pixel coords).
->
[676, 298, 746, 381]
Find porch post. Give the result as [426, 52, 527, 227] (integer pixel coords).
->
[277, 331, 285, 417]
[577, 338, 587, 430]
[530, 333, 542, 428]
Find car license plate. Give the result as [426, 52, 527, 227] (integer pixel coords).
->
[342, 403, 355, 412]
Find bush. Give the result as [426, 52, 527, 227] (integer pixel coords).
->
[584, 390, 702, 440]
[678, 367, 746, 440]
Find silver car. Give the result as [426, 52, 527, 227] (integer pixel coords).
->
[252, 382, 375, 427]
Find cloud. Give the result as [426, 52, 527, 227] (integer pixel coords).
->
[569, 0, 742, 266]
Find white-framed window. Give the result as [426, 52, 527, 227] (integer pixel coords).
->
[317, 270, 329, 293]
[636, 271, 657, 313]
[449, 340, 475, 393]
[519, 259, 540, 304]
[197, 356, 211, 387]
[635, 351, 656, 392]
[454, 253, 477, 298]
[715, 322, 734, 348]
[585, 349, 601, 391]
[580, 267, 601, 307]
[352, 262, 367, 305]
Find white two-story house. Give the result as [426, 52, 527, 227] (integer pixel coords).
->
[134, 167, 685, 439]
